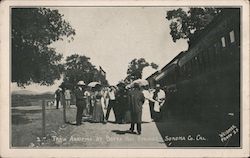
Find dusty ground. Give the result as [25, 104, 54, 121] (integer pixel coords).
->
[33, 109, 240, 148]
[39, 108, 166, 148]
[11, 100, 75, 147]
[12, 100, 240, 148]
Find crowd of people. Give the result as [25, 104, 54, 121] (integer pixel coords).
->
[55, 80, 166, 135]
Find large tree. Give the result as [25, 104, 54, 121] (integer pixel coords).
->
[62, 54, 108, 89]
[12, 8, 75, 87]
[126, 58, 158, 82]
[166, 7, 221, 44]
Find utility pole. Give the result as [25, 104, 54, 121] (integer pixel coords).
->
[42, 100, 45, 137]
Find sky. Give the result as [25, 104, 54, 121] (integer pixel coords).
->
[12, 7, 188, 93]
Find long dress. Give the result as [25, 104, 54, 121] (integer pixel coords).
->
[142, 90, 152, 122]
[64, 90, 71, 108]
[92, 91, 105, 123]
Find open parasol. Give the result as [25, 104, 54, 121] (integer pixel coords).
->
[132, 79, 149, 86]
[88, 81, 101, 87]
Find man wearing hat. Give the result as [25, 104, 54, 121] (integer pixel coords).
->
[55, 88, 62, 109]
[116, 82, 129, 124]
[128, 83, 145, 135]
[74, 81, 87, 126]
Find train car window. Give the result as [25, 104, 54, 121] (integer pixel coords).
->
[229, 30, 235, 43]
[226, 33, 233, 56]
[221, 37, 226, 47]
[219, 37, 227, 65]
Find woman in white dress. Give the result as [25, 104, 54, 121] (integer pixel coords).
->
[142, 86, 153, 123]
[64, 89, 71, 108]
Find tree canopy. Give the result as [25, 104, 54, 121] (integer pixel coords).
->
[62, 54, 108, 90]
[166, 7, 221, 44]
[126, 58, 158, 82]
[12, 8, 75, 87]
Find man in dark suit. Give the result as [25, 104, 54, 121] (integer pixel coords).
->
[116, 84, 129, 124]
[55, 88, 61, 109]
[128, 83, 145, 135]
[74, 81, 87, 126]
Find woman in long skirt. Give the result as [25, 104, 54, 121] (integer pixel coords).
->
[92, 85, 105, 123]
[142, 86, 153, 123]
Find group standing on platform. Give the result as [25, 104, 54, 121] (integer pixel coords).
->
[54, 80, 166, 135]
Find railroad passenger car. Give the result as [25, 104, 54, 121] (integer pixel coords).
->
[156, 8, 240, 126]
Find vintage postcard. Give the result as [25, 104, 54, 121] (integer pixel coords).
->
[0, 0, 249, 157]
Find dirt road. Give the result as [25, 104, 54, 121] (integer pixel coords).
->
[12, 104, 239, 148]
[44, 108, 166, 148]
[41, 107, 240, 148]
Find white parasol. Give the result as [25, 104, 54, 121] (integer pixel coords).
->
[131, 79, 149, 87]
[88, 81, 101, 87]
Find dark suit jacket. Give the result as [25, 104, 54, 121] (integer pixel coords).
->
[129, 89, 145, 113]
[116, 89, 129, 111]
[74, 87, 86, 107]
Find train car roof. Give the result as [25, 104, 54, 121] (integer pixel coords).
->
[188, 8, 240, 49]
[145, 8, 240, 81]
[145, 70, 159, 80]
[161, 51, 187, 72]
[155, 64, 177, 81]
[178, 8, 240, 67]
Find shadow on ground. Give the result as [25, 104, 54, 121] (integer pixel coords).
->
[111, 130, 137, 135]
[155, 115, 240, 147]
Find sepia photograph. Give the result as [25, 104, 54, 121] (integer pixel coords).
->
[0, 0, 249, 157]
